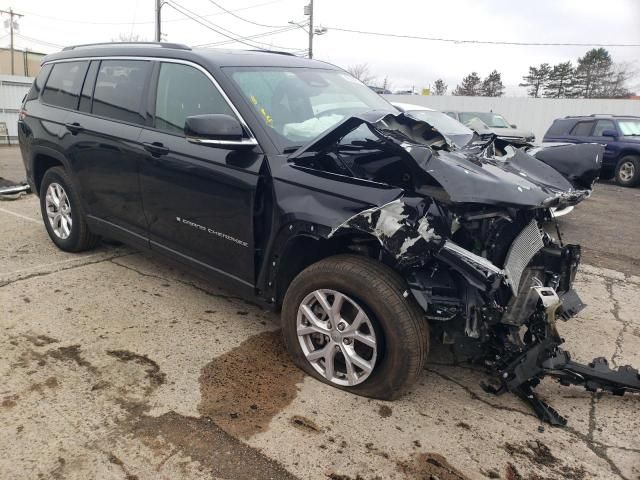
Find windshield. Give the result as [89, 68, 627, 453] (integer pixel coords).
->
[404, 110, 473, 136]
[618, 120, 640, 136]
[459, 112, 511, 128]
[226, 67, 395, 151]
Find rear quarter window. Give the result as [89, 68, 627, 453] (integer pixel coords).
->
[25, 64, 52, 102]
[92, 60, 151, 124]
[41, 61, 89, 109]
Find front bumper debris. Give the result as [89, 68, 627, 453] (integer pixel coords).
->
[482, 286, 640, 426]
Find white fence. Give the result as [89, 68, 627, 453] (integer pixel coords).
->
[0, 74, 33, 143]
[384, 94, 640, 143]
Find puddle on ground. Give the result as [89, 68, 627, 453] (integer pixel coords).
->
[197, 329, 305, 438]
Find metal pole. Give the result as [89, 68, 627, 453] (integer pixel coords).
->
[9, 8, 15, 75]
[0, 8, 23, 75]
[308, 0, 313, 59]
[155, 0, 162, 42]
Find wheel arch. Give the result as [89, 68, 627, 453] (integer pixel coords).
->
[30, 147, 71, 196]
[272, 229, 384, 308]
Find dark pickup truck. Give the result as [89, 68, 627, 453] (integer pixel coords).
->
[18, 43, 640, 425]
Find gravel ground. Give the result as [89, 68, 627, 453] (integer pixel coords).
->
[1, 147, 639, 480]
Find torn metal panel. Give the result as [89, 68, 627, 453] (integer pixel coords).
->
[328, 197, 445, 266]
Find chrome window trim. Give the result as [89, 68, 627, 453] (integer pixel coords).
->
[42, 55, 257, 142]
[186, 137, 259, 147]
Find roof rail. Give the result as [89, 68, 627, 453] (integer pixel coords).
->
[63, 42, 191, 51]
[564, 114, 640, 119]
[247, 49, 296, 56]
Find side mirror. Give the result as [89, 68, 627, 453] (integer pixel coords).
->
[510, 124, 517, 128]
[185, 114, 257, 147]
[601, 129, 617, 138]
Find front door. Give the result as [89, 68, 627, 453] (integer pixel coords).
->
[139, 61, 263, 290]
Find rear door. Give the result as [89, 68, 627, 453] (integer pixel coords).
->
[63, 59, 152, 246]
[586, 119, 620, 169]
[138, 60, 263, 290]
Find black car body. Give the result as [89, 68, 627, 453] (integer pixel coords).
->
[18, 44, 639, 424]
[543, 115, 640, 187]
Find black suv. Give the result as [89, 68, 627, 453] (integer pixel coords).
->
[19, 43, 615, 415]
[543, 115, 640, 187]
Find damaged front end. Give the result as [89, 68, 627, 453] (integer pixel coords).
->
[287, 111, 639, 425]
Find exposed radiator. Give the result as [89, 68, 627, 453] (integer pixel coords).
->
[504, 220, 545, 295]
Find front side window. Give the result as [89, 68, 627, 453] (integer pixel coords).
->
[226, 67, 394, 151]
[618, 120, 640, 136]
[593, 120, 615, 136]
[92, 60, 150, 124]
[41, 61, 88, 109]
[155, 62, 234, 134]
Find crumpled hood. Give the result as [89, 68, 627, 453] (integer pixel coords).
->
[289, 111, 603, 209]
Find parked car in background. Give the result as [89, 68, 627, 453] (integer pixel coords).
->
[367, 85, 392, 95]
[392, 103, 475, 148]
[543, 115, 640, 187]
[445, 111, 535, 144]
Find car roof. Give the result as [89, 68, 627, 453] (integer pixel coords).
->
[42, 43, 339, 70]
[391, 102, 435, 112]
[562, 115, 640, 120]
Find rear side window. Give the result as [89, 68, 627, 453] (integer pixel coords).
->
[570, 121, 593, 137]
[154, 62, 234, 134]
[593, 119, 615, 136]
[25, 64, 52, 102]
[92, 60, 151, 124]
[41, 61, 88, 109]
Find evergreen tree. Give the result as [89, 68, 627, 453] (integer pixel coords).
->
[433, 79, 447, 95]
[544, 62, 575, 98]
[480, 70, 505, 97]
[519, 63, 551, 97]
[453, 72, 482, 96]
[573, 48, 614, 98]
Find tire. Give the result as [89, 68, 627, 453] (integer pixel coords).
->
[39, 166, 100, 252]
[281, 254, 429, 400]
[614, 155, 640, 187]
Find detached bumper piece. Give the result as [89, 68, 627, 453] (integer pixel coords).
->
[482, 287, 640, 426]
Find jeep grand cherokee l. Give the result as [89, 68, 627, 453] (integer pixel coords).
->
[18, 43, 639, 424]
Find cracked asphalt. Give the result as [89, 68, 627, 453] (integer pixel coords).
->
[1, 146, 639, 480]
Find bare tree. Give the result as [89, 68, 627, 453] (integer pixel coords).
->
[112, 33, 147, 42]
[346, 63, 376, 85]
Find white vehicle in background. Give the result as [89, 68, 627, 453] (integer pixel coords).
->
[392, 103, 574, 217]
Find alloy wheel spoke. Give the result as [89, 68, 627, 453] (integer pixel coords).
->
[343, 310, 366, 335]
[307, 344, 330, 362]
[353, 331, 376, 348]
[300, 305, 330, 333]
[313, 290, 333, 317]
[343, 345, 373, 373]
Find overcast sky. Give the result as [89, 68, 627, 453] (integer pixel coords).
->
[9, 0, 640, 95]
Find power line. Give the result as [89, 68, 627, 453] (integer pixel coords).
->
[205, 0, 289, 29]
[326, 26, 640, 48]
[14, 32, 63, 49]
[194, 24, 302, 47]
[165, 1, 300, 51]
[18, 0, 289, 26]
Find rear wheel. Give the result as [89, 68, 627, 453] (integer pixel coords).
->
[615, 155, 640, 187]
[281, 254, 429, 400]
[40, 167, 100, 252]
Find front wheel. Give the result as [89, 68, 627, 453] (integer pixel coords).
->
[281, 254, 429, 400]
[615, 155, 640, 187]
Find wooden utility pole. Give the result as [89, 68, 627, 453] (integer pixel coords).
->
[307, 0, 314, 59]
[0, 8, 23, 75]
[155, 0, 162, 42]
